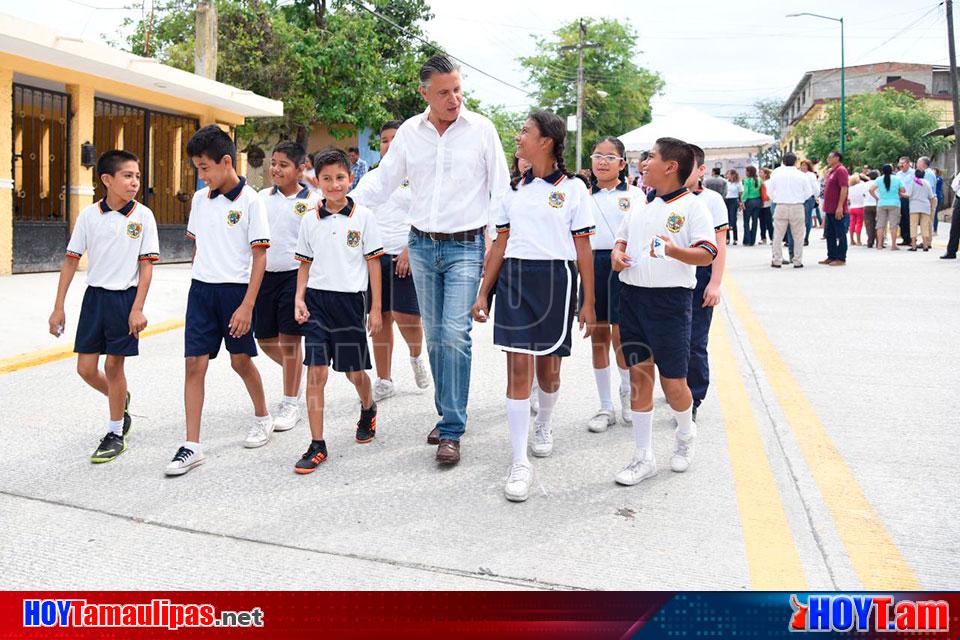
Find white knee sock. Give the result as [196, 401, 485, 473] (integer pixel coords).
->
[672, 403, 694, 438]
[593, 366, 613, 410]
[107, 419, 124, 436]
[537, 389, 559, 424]
[618, 367, 631, 393]
[506, 398, 530, 464]
[632, 410, 653, 456]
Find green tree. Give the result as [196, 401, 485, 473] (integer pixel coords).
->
[733, 98, 784, 167]
[795, 89, 949, 169]
[519, 18, 663, 169]
[465, 97, 524, 167]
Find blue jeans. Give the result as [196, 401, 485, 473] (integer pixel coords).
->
[825, 212, 849, 261]
[743, 198, 762, 245]
[407, 231, 484, 441]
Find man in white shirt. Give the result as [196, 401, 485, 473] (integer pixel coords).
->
[767, 152, 815, 268]
[941, 170, 960, 259]
[350, 55, 510, 466]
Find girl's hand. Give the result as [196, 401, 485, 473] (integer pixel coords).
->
[294, 299, 310, 324]
[395, 249, 411, 278]
[578, 304, 596, 338]
[48, 309, 65, 337]
[367, 309, 382, 336]
[471, 296, 490, 322]
[611, 247, 632, 272]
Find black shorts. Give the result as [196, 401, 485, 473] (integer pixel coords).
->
[619, 284, 693, 379]
[185, 280, 258, 359]
[302, 288, 371, 372]
[254, 270, 302, 339]
[74, 286, 138, 356]
[580, 249, 623, 324]
[367, 253, 420, 316]
[494, 258, 576, 357]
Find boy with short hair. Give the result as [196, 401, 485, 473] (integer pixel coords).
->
[292, 149, 383, 474]
[165, 124, 273, 476]
[256, 141, 320, 432]
[48, 150, 159, 463]
[611, 137, 717, 486]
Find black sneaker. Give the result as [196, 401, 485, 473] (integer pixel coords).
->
[356, 402, 378, 443]
[295, 440, 328, 474]
[122, 391, 132, 436]
[692, 401, 700, 423]
[90, 432, 126, 464]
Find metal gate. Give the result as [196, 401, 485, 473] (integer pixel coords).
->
[12, 84, 70, 273]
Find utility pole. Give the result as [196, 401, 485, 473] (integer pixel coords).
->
[947, 0, 960, 174]
[194, 0, 218, 80]
[560, 20, 601, 173]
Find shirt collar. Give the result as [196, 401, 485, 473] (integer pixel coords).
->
[318, 196, 356, 219]
[521, 169, 566, 186]
[418, 105, 476, 130]
[646, 186, 689, 204]
[98, 198, 137, 217]
[590, 179, 628, 194]
[209, 176, 246, 201]
[271, 183, 311, 199]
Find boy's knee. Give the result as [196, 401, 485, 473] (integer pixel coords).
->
[307, 366, 328, 385]
[76, 360, 98, 380]
[230, 355, 252, 375]
[103, 357, 124, 377]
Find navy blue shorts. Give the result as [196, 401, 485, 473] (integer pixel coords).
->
[367, 253, 420, 316]
[74, 286, 139, 356]
[580, 249, 622, 324]
[302, 288, 371, 372]
[185, 280, 258, 359]
[619, 284, 693, 379]
[494, 258, 577, 357]
[254, 270, 302, 339]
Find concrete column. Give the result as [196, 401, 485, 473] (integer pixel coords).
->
[0, 66, 12, 275]
[66, 83, 95, 232]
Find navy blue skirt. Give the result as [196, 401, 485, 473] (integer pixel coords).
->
[493, 258, 577, 357]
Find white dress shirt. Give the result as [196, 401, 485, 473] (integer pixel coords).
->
[766, 165, 816, 204]
[350, 106, 510, 234]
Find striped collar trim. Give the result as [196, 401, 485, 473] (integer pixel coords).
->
[98, 198, 137, 217]
[318, 197, 356, 219]
[521, 169, 566, 186]
[209, 176, 246, 201]
[646, 187, 689, 204]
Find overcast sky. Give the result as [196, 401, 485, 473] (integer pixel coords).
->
[1, 0, 953, 131]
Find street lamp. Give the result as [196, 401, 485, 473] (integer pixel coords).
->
[787, 12, 845, 155]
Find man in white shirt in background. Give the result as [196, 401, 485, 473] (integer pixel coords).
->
[941, 170, 960, 259]
[767, 152, 815, 269]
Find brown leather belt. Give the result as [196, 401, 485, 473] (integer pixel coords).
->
[411, 226, 484, 242]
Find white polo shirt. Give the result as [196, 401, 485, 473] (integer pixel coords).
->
[186, 177, 271, 284]
[495, 171, 595, 261]
[66, 199, 160, 290]
[616, 188, 717, 289]
[766, 165, 816, 204]
[260, 183, 320, 272]
[295, 197, 384, 293]
[588, 180, 645, 251]
[362, 167, 412, 255]
[694, 187, 730, 231]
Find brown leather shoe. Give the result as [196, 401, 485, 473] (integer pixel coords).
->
[818, 258, 833, 265]
[436, 439, 460, 465]
[828, 260, 846, 266]
[427, 427, 440, 445]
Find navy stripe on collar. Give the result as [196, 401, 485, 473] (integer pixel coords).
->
[318, 196, 355, 219]
[210, 176, 246, 201]
[590, 179, 629, 194]
[270, 183, 311, 199]
[98, 198, 137, 216]
[646, 186, 689, 203]
[521, 169, 566, 186]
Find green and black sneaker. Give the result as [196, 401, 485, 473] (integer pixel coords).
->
[123, 391, 132, 436]
[90, 432, 127, 464]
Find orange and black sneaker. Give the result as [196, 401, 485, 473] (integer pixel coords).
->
[294, 440, 328, 474]
[355, 402, 378, 443]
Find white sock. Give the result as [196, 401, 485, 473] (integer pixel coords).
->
[618, 367, 631, 393]
[506, 398, 530, 464]
[537, 389, 559, 424]
[672, 403, 694, 438]
[107, 419, 124, 436]
[632, 410, 653, 456]
[255, 413, 272, 424]
[410, 355, 422, 364]
[282, 395, 298, 406]
[184, 441, 201, 454]
[593, 366, 614, 410]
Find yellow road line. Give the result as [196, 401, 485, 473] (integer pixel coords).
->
[0, 318, 184, 375]
[711, 317, 807, 589]
[723, 276, 920, 589]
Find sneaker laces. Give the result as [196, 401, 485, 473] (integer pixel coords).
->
[533, 421, 551, 443]
[625, 453, 652, 473]
[674, 436, 692, 458]
[172, 446, 193, 463]
[246, 421, 266, 440]
[302, 442, 324, 460]
[505, 462, 550, 498]
[278, 403, 298, 420]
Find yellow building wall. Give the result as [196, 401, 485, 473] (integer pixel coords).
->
[0, 68, 12, 275]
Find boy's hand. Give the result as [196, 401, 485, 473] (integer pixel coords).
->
[395, 249, 411, 278]
[48, 309, 65, 337]
[228, 302, 253, 337]
[294, 299, 310, 324]
[611, 247, 632, 272]
[703, 282, 721, 307]
[471, 296, 490, 322]
[651, 234, 674, 258]
[367, 308, 382, 336]
[578, 304, 596, 338]
[128, 309, 148, 338]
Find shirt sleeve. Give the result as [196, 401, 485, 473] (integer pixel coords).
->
[687, 199, 718, 258]
[495, 189, 512, 234]
[707, 192, 729, 230]
[185, 192, 200, 240]
[246, 194, 271, 248]
[615, 211, 631, 244]
[483, 120, 511, 238]
[568, 182, 596, 238]
[138, 208, 160, 262]
[65, 210, 86, 258]
[351, 126, 407, 208]
[362, 210, 384, 260]
[295, 217, 313, 263]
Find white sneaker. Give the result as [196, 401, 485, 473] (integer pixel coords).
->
[670, 423, 697, 473]
[411, 357, 431, 389]
[373, 377, 396, 402]
[530, 421, 553, 457]
[243, 415, 274, 448]
[619, 387, 633, 424]
[614, 450, 658, 486]
[529, 381, 540, 415]
[273, 402, 301, 432]
[504, 461, 533, 502]
[165, 446, 205, 476]
[587, 408, 616, 433]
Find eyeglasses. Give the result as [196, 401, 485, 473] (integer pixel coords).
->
[590, 153, 623, 163]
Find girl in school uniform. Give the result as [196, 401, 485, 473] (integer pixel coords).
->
[583, 136, 645, 433]
[472, 110, 597, 502]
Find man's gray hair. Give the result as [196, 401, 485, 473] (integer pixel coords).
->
[419, 54, 460, 88]
[918, 156, 931, 167]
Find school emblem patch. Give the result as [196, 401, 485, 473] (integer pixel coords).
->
[400, 178, 410, 188]
[548, 191, 566, 208]
[226, 210, 242, 226]
[665, 212, 685, 233]
[346, 230, 361, 248]
[618, 197, 631, 212]
[126, 222, 142, 239]
[294, 201, 308, 216]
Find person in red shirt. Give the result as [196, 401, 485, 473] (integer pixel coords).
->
[819, 151, 850, 266]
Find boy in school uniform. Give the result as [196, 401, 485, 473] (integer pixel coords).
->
[292, 149, 384, 474]
[48, 150, 159, 463]
[255, 141, 321, 432]
[611, 137, 717, 486]
[165, 125, 273, 476]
